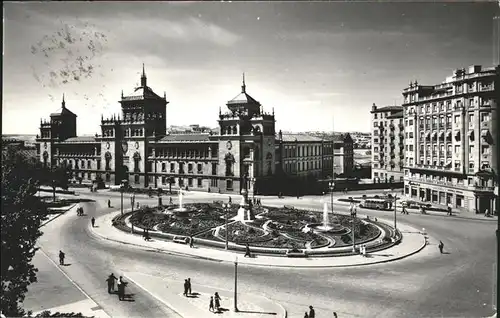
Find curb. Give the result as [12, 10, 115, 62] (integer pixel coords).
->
[124, 273, 287, 318]
[90, 211, 427, 268]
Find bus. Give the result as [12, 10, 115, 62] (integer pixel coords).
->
[359, 198, 391, 210]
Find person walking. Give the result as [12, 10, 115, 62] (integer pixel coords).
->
[108, 199, 111, 208]
[187, 278, 192, 295]
[438, 240, 444, 254]
[333, 312, 338, 318]
[183, 279, 188, 297]
[189, 235, 194, 248]
[308, 305, 315, 318]
[214, 292, 221, 311]
[117, 276, 127, 301]
[244, 243, 251, 258]
[304, 312, 309, 318]
[209, 296, 215, 312]
[58, 250, 65, 265]
[91, 217, 95, 228]
[169, 197, 173, 205]
[229, 196, 232, 204]
[106, 273, 117, 293]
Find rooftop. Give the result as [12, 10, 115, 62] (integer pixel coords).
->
[62, 136, 98, 143]
[158, 134, 215, 143]
[371, 105, 403, 113]
[387, 110, 404, 119]
[279, 133, 324, 142]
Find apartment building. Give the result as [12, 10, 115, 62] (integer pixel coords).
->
[370, 104, 405, 183]
[402, 65, 499, 214]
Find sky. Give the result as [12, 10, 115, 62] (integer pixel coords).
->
[2, 1, 499, 135]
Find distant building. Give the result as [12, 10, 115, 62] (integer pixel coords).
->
[402, 65, 499, 214]
[35, 67, 352, 195]
[2, 136, 37, 159]
[370, 104, 405, 183]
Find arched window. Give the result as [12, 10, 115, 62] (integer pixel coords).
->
[233, 126, 238, 134]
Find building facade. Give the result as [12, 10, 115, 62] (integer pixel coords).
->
[370, 104, 405, 183]
[402, 65, 499, 214]
[36, 67, 353, 195]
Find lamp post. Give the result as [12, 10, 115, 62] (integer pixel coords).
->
[329, 181, 335, 215]
[350, 198, 356, 253]
[130, 194, 135, 233]
[392, 190, 398, 231]
[251, 177, 256, 202]
[120, 184, 124, 216]
[234, 256, 239, 312]
[223, 202, 232, 250]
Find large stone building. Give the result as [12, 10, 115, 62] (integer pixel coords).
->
[370, 104, 405, 183]
[402, 65, 499, 214]
[36, 67, 354, 195]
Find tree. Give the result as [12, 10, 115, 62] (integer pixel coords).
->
[36, 164, 71, 202]
[1, 147, 47, 316]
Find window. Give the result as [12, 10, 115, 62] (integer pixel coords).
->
[469, 162, 474, 169]
[374, 114, 378, 119]
[188, 163, 193, 173]
[374, 122, 378, 127]
[97, 160, 101, 170]
[197, 178, 202, 187]
[188, 178, 193, 187]
[469, 145, 474, 154]
[454, 145, 459, 153]
[211, 163, 217, 175]
[409, 119, 413, 125]
[409, 145, 413, 151]
[197, 163, 203, 173]
[454, 115, 460, 124]
[226, 179, 233, 191]
[481, 113, 490, 122]
[482, 146, 490, 155]
[170, 163, 175, 172]
[469, 114, 474, 125]
[162, 163, 166, 172]
[210, 179, 218, 187]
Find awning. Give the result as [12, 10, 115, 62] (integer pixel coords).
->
[481, 129, 489, 137]
[432, 132, 437, 138]
[425, 131, 431, 138]
[446, 131, 452, 138]
[445, 160, 452, 167]
[454, 130, 460, 139]
[439, 131, 444, 138]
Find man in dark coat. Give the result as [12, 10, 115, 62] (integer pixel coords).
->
[117, 276, 127, 300]
[308, 305, 315, 318]
[106, 273, 117, 293]
[91, 217, 95, 227]
[58, 250, 65, 265]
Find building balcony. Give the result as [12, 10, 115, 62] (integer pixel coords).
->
[432, 151, 437, 156]
[445, 123, 452, 129]
[446, 151, 452, 157]
[432, 124, 437, 130]
[389, 124, 395, 130]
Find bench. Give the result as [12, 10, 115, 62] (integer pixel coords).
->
[283, 205, 295, 210]
[286, 249, 308, 258]
[173, 236, 189, 244]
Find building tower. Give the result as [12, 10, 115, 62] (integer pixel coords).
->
[218, 74, 276, 196]
[37, 94, 77, 167]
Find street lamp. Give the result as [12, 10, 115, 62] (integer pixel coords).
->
[392, 190, 398, 231]
[223, 202, 232, 250]
[251, 177, 256, 202]
[329, 181, 335, 215]
[120, 184, 124, 216]
[350, 199, 356, 253]
[234, 256, 239, 312]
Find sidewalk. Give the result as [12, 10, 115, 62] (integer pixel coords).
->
[24, 248, 110, 318]
[91, 209, 429, 268]
[124, 272, 286, 318]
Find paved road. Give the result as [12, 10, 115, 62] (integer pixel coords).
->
[34, 190, 497, 317]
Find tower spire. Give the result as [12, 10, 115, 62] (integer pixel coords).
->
[241, 72, 246, 93]
[141, 63, 147, 87]
[62, 93, 66, 108]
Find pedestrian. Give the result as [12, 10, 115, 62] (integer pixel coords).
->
[244, 243, 251, 258]
[76, 207, 80, 217]
[189, 235, 194, 248]
[137, 202, 140, 209]
[447, 206, 452, 216]
[108, 199, 111, 208]
[485, 209, 490, 217]
[333, 312, 338, 318]
[214, 292, 221, 311]
[59, 250, 65, 265]
[187, 278, 192, 295]
[183, 279, 188, 296]
[309, 305, 315, 318]
[304, 312, 309, 318]
[438, 240, 444, 254]
[91, 217, 95, 228]
[169, 197, 173, 205]
[106, 273, 117, 293]
[229, 196, 232, 204]
[209, 296, 215, 312]
[117, 276, 127, 301]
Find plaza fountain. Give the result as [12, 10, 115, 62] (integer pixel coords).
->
[163, 189, 194, 216]
[175, 189, 186, 212]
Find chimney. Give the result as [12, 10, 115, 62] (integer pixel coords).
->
[372, 103, 377, 112]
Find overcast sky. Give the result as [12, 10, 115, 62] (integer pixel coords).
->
[2, 1, 499, 135]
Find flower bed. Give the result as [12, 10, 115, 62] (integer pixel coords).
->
[252, 236, 303, 249]
[218, 222, 273, 244]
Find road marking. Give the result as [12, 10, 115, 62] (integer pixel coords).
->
[38, 248, 111, 318]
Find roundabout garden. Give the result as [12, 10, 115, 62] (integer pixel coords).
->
[113, 200, 402, 257]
